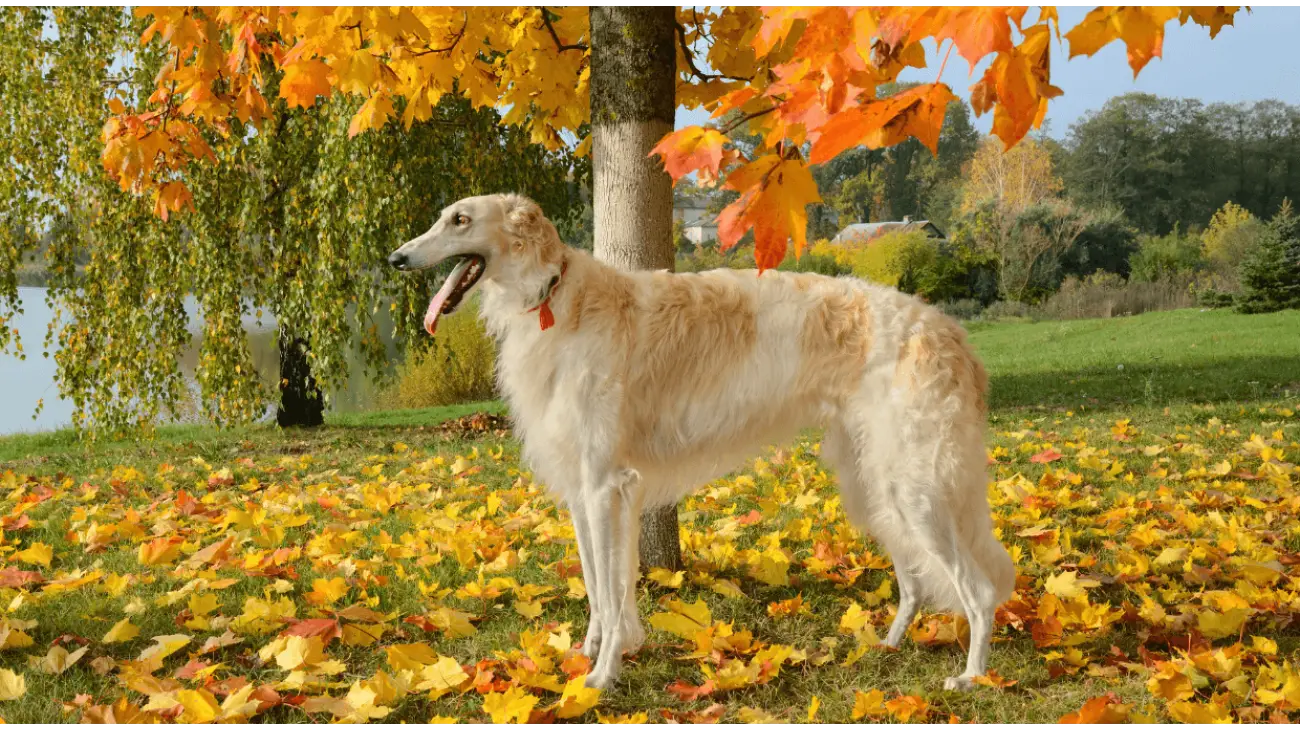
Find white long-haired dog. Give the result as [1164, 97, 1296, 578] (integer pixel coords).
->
[388, 193, 1014, 691]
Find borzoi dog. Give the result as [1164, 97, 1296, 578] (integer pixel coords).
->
[388, 193, 1014, 691]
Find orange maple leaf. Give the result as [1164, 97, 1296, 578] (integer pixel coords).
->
[650, 127, 730, 182]
[1030, 447, 1063, 464]
[717, 157, 820, 269]
[665, 678, 715, 702]
[279, 60, 332, 109]
[348, 92, 396, 138]
[1064, 7, 1181, 77]
[1179, 6, 1240, 39]
[1059, 693, 1131, 723]
[937, 7, 1028, 67]
[810, 82, 956, 163]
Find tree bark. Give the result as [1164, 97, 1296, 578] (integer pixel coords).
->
[589, 6, 682, 571]
[276, 328, 325, 428]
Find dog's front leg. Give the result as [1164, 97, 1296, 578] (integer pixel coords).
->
[583, 467, 640, 690]
[571, 499, 605, 663]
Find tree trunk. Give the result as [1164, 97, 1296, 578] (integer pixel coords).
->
[589, 6, 682, 572]
[276, 328, 325, 428]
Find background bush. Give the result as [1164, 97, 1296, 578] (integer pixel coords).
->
[382, 297, 497, 409]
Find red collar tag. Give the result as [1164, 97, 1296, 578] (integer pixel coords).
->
[526, 261, 568, 331]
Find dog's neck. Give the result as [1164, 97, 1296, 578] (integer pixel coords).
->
[480, 250, 583, 333]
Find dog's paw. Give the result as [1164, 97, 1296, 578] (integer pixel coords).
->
[579, 627, 603, 661]
[621, 619, 646, 655]
[585, 666, 619, 690]
[943, 675, 975, 692]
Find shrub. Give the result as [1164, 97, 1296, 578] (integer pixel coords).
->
[382, 296, 497, 409]
[981, 299, 1034, 320]
[937, 298, 985, 320]
[810, 231, 971, 301]
[1237, 200, 1300, 314]
[1058, 205, 1138, 282]
[1197, 289, 1236, 309]
[1202, 201, 1266, 279]
[1129, 225, 1204, 282]
[1028, 270, 1229, 320]
[675, 240, 851, 277]
[777, 248, 851, 277]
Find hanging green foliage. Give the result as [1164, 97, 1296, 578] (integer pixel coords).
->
[0, 7, 587, 438]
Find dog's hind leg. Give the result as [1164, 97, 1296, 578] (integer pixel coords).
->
[824, 421, 920, 648]
[894, 487, 1000, 691]
[884, 565, 922, 648]
[618, 486, 647, 656]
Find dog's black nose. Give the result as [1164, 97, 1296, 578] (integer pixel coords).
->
[387, 251, 408, 270]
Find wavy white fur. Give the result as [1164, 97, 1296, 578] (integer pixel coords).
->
[388, 193, 1016, 691]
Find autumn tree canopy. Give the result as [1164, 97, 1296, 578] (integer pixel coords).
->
[105, 7, 1242, 270]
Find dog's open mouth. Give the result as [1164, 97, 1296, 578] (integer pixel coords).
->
[424, 254, 485, 336]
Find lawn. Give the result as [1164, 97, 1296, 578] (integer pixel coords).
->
[0, 308, 1297, 723]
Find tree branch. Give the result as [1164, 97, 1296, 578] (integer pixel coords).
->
[674, 21, 751, 83]
[538, 7, 587, 53]
[409, 13, 469, 56]
[720, 106, 776, 135]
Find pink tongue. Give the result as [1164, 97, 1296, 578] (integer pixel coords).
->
[424, 259, 471, 336]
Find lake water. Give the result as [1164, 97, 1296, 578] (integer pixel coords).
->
[0, 288, 392, 436]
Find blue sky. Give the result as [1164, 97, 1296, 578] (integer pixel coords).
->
[675, 7, 1300, 138]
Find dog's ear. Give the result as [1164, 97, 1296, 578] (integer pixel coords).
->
[503, 195, 544, 239]
[502, 194, 562, 260]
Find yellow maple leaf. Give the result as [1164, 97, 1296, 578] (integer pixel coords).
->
[275, 635, 326, 671]
[426, 607, 477, 638]
[1251, 636, 1279, 655]
[417, 656, 469, 699]
[1146, 661, 1195, 702]
[737, 706, 778, 723]
[514, 599, 543, 620]
[565, 576, 586, 600]
[137, 537, 183, 566]
[306, 577, 349, 606]
[138, 634, 191, 666]
[1166, 699, 1231, 724]
[646, 568, 684, 588]
[188, 593, 220, 617]
[552, 674, 601, 719]
[176, 689, 220, 723]
[0, 670, 25, 701]
[481, 686, 538, 724]
[219, 684, 263, 722]
[14, 543, 52, 567]
[1044, 571, 1100, 599]
[807, 695, 820, 722]
[1197, 608, 1249, 640]
[386, 642, 440, 672]
[31, 645, 88, 675]
[851, 689, 887, 719]
[648, 599, 712, 641]
[596, 711, 649, 723]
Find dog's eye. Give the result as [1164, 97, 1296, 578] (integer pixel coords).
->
[453, 213, 469, 226]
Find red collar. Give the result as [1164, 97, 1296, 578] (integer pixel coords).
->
[525, 260, 568, 331]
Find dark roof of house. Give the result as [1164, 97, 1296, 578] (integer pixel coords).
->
[831, 219, 945, 244]
[682, 216, 717, 228]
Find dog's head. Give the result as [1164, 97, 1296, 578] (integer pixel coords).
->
[388, 193, 563, 334]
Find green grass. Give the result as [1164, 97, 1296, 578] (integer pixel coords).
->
[968, 308, 1300, 409]
[0, 307, 1297, 723]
